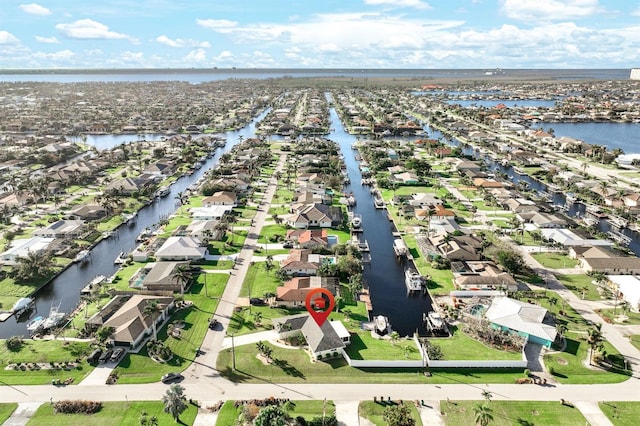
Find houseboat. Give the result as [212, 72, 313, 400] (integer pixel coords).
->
[405, 269, 424, 291]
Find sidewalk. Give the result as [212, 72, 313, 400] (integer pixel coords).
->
[2, 402, 42, 426]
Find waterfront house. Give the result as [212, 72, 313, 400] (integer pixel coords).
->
[393, 172, 420, 185]
[272, 276, 339, 308]
[430, 234, 483, 261]
[155, 236, 206, 261]
[67, 204, 107, 220]
[33, 219, 85, 239]
[279, 249, 335, 276]
[452, 261, 518, 292]
[473, 178, 504, 189]
[518, 211, 567, 228]
[189, 205, 233, 220]
[542, 228, 614, 248]
[144, 160, 176, 176]
[185, 220, 223, 240]
[485, 297, 557, 348]
[141, 261, 191, 292]
[202, 191, 238, 207]
[0, 237, 55, 265]
[87, 294, 174, 348]
[105, 177, 144, 195]
[286, 229, 329, 249]
[273, 314, 349, 361]
[285, 203, 341, 228]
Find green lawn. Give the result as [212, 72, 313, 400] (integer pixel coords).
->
[217, 400, 337, 424]
[599, 401, 640, 426]
[217, 342, 523, 384]
[441, 400, 587, 425]
[556, 274, 604, 302]
[27, 400, 197, 426]
[0, 340, 94, 385]
[256, 224, 289, 244]
[431, 327, 523, 360]
[531, 253, 579, 269]
[241, 262, 283, 299]
[0, 403, 17, 424]
[402, 234, 455, 296]
[596, 308, 640, 325]
[113, 274, 228, 384]
[345, 333, 422, 361]
[359, 401, 423, 426]
[630, 335, 640, 351]
[544, 332, 631, 384]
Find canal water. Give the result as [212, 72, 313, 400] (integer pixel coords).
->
[0, 110, 270, 338]
[326, 95, 433, 337]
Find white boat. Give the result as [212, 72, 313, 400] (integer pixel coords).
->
[136, 227, 152, 242]
[80, 275, 106, 296]
[114, 251, 127, 264]
[155, 186, 170, 197]
[351, 214, 362, 229]
[73, 249, 90, 263]
[26, 315, 45, 332]
[405, 269, 424, 291]
[12, 297, 34, 315]
[374, 197, 386, 209]
[393, 238, 408, 257]
[122, 212, 137, 225]
[427, 311, 445, 329]
[41, 301, 65, 330]
[374, 315, 390, 335]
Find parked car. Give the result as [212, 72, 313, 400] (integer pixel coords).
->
[161, 372, 183, 384]
[99, 349, 113, 364]
[250, 298, 266, 306]
[110, 347, 126, 362]
[87, 349, 102, 365]
[282, 241, 293, 248]
[208, 318, 219, 330]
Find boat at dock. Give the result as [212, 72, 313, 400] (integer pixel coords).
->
[26, 315, 45, 333]
[374, 315, 390, 336]
[80, 275, 106, 296]
[393, 238, 408, 257]
[155, 186, 170, 197]
[351, 214, 362, 229]
[73, 249, 90, 264]
[136, 227, 152, 242]
[405, 269, 424, 291]
[373, 196, 386, 209]
[122, 212, 137, 225]
[41, 301, 66, 331]
[426, 311, 444, 329]
[11, 297, 34, 316]
[114, 251, 128, 264]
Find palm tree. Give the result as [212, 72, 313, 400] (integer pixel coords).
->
[587, 323, 604, 365]
[143, 299, 161, 340]
[473, 403, 494, 426]
[556, 323, 568, 341]
[253, 311, 263, 327]
[481, 390, 493, 403]
[14, 250, 55, 283]
[172, 265, 192, 297]
[161, 384, 187, 423]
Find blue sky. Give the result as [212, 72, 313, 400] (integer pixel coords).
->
[1, 0, 639, 69]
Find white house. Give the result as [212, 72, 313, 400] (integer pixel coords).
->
[608, 275, 640, 312]
[0, 237, 55, 265]
[155, 236, 206, 261]
[189, 205, 234, 220]
[485, 297, 557, 348]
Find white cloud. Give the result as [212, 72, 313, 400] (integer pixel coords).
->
[364, 0, 430, 9]
[196, 19, 238, 31]
[56, 19, 133, 41]
[183, 48, 206, 63]
[19, 3, 52, 16]
[35, 35, 59, 44]
[500, 0, 601, 21]
[33, 49, 75, 61]
[0, 31, 20, 44]
[632, 6, 640, 17]
[156, 35, 210, 48]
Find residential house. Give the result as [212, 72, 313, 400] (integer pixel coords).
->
[0, 237, 55, 265]
[272, 276, 339, 308]
[67, 204, 107, 220]
[285, 203, 342, 229]
[393, 172, 420, 185]
[105, 177, 144, 195]
[518, 211, 567, 228]
[286, 229, 329, 249]
[279, 249, 334, 276]
[155, 236, 206, 261]
[542, 229, 614, 248]
[185, 220, 223, 240]
[607, 275, 640, 312]
[273, 314, 349, 361]
[473, 178, 504, 189]
[504, 198, 539, 214]
[141, 261, 191, 292]
[144, 160, 175, 176]
[430, 234, 483, 261]
[485, 297, 557, 348]
[578, 246, 640, 274]
[202, 191, 237, 207]
[189, 205, 234, 220]
[33, 219, 85, 239]
[87, 294, 174, 348]
[452, 261, 518, 292]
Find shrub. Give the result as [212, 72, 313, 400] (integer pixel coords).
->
[5, 336, 24, 351]
[53, 400, 102, 414]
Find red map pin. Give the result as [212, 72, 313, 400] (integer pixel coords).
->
[305, 288, 335, 327]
